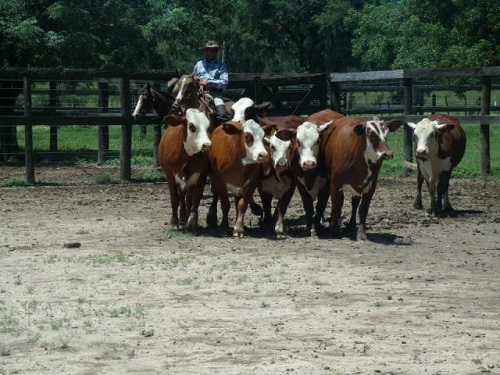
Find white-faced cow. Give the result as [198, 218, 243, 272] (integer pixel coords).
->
[286, 109, 344, 235]
[207, 119, 270, 237]
[320, 115, 403, 240]
[158, 108, 212, 232]
[289, 120, 333, 234]
[407, 114, 466, 216]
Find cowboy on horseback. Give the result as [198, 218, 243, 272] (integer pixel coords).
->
[193, 40, 230, 124]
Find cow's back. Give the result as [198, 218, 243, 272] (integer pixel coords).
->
[428, 114, 467, 168]
[307, 109, 344, 124]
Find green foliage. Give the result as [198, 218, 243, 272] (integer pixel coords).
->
[347, 0, 500, 70]
[1, 1, 499, 73]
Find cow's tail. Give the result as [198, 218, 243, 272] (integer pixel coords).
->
[403, 160, 418, 171]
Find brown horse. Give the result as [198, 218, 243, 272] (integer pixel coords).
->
[171, 74, 237, 126]
[171, 74, 210, 113]
[132, 83, 177, 122]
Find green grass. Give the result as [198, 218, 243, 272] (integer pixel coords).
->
[16, 124, 156, 165]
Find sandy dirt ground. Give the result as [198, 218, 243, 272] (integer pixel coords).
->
[1, 165, 500, 375]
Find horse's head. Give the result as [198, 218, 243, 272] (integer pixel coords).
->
[132, 83, 155, 121]
[171, 74, 199, 113]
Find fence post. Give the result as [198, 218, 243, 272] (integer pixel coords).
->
[253, 77, 262, 103]
[480, 76, 491, 175]
[330, 82, 341, 111]
[403, 77, 414, 177]
[23, 75, 35, 184]
[98, 81, 109, 166]
[152, 81, 162, 168]
[120, 77, 132, 181]
[49, 81, 58, 155]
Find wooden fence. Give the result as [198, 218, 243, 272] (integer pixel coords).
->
[1, 67, 499, 183]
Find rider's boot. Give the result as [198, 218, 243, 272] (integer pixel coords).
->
[215, 104, 230, 124]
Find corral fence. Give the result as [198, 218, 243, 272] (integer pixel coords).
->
[0, 67, 499, 183]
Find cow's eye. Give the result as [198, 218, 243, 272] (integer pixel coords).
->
[369, 132, 380, 146]
[245, 132, 254, 146]
[189, 123, 196, 133]
[296, 140, 301, 148]
[271, 145, 276, 152]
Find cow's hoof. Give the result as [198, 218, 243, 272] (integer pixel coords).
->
[184, 217, 198, 233]
[446, 208, 457, 217]
[343, 223, 357, 234]
[233, 231, 244, 238]
[413, 201, 423, 209]
[206, 213, 218, 228]
[274, 224, 284, 235]
[356, 232, 368, 241]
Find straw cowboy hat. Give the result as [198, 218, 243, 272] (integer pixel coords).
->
[201, 40, 222, 50]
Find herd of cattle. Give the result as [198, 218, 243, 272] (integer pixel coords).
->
[134, 86, 467, 240]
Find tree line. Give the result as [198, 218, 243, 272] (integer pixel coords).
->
[1, 0, 500, 74]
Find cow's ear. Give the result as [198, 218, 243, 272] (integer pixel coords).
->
[319, 120, 333, 132]
[222, 121, 243, 135]
[276, 128, 296, 141]
[164, 115, 185, 127]
[407, 122, 417, 130]
[435, 123, 455, 133]
[385, 118, 403, 132]
[255, 102, 272, 116]
[353, 123, 365, 136]
[261, 124, 277, 136]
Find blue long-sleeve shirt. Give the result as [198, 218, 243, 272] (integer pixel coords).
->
[193, 59, 228, 92]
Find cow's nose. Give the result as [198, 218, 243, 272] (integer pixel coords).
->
[257, 151, 269, 161]
[276, 157, 287, 166]
[382, 151, 393, 160]
[416, 148, 427, 156]
[302, 160, 316, 170]
[201, 142, 211, 152]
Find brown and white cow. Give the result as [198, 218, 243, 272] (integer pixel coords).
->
[284, 109, 344, 235]
[289, 120, 333, 234]
[158, 108, 212, 232]
[258, 127, 297, 234]
[207, 119, 270, 237]
[230, 97, 272, 123]
[407, 114, 466, 216]
[320, 115, 403, 240]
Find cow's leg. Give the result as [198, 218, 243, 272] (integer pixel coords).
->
[357, 185, 377, 241]
[258, 187, 273, 229]
[414, 166, 424, 209]
[427, 178, 438, 215]
[296, 182, 315, 235]
[233, 196, 248, 237]
[219, 192, 231, 234]
[313, 183, 330, 234]
[329, 185, 343, 239]
[345, 195, 361, 234]
[274, 184, 296, 235]
[185, 178, 205, 232]
[178, 185, 187, 225]
[206, 178, 219, 228]
[166, 174, 181, 229]
[439, 171, 455, 216]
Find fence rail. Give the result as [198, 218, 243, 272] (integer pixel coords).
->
[1, 67, 500, 183]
